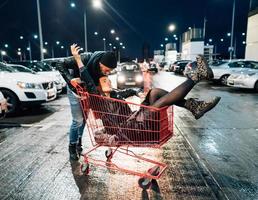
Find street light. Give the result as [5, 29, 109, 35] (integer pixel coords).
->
[4, 44, 8, 48]
[103, 38, 106, 51]
[227, 33, 231, 37]
[20, 36, 24, 40]
[1, 50, 7, 61]
[220, 38, 224, 42]
[119, 42, 123, 46]
[110, 29, 115, 34]
[70, 2, 76, 8]
[94, 31, 98, 35]
[44, 42, 48, 45]
[92, 0, 102, 9]
[209, 39, 213, 43]
[71, 1, 102, 52]
[168, 24, 176, 32]
[33, 34, 38, 39]
[160, 44, 164, 48]
[115, 37, 119, 41]
[56, 41, 60, 45]
[164, 37, 168, 42]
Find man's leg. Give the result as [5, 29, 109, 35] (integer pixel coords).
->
[67, 86, 85, 161]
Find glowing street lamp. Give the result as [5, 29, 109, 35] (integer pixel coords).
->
[4, 44, 8, 48]
[110, 29, 115, 34]
[42, 48, 47, 53]
[1, 51, 7, 56]
[168, 24, 176, 32]
[94, 31, 98, 35]
[209, 39, 213, 43]
[44, 42, 48, 45]
[160, 44, 164, 48]
[34, 34, 38, 39]
[92, 0, 102, 9]
[70, 2, 76, 8]
[165, 37, 168, 41]
[220, 38, 224, 42]
[227, 33, 231, 37]
[115, 37, 119, 41]
[20, 36, 24, 40]
[56, 41, 60, 45]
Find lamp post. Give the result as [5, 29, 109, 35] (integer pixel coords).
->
[103, 38, 106, 51]
[229, 0, 236, 60]
[36, 0, 44, 60]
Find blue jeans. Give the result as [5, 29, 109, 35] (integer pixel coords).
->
[67, 87, 85, 144]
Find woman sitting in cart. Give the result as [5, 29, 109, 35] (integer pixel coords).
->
[70, 44, 220, 119]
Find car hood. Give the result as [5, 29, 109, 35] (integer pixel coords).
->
[0, 72, 52, 83]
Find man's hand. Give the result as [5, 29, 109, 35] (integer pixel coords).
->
[71, 44, 84, 68]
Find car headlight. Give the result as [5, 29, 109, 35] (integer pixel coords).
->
[135, 74, 143, 82]
[117, 75, 126, 83]
[17, 81, 42, 89]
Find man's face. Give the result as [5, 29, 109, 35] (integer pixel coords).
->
[99, 62, 112, 75]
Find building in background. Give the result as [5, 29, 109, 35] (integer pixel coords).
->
[245, 7, 258, 61]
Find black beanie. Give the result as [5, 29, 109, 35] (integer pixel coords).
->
[100, 52, 117, 69]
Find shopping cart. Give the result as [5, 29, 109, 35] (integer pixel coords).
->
[71, 80, 174, 189]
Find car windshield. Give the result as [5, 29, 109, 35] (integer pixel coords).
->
[0, 63, 16, 72]
[8, 65, 36, 73]
[36, 62, 54, 71]
[121, 63, 140, 71]
[211, 60, 227, 66]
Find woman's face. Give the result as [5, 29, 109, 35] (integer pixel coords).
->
[99, 76, 112, 93]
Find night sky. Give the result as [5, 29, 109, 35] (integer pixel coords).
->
[1, 0, 258, 60]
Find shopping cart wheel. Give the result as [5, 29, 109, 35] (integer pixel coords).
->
[138, 177, 152, 190]
[105, 148, 113, 161]
[80, 163, 90, 175]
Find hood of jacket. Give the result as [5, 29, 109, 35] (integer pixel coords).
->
[85, 51, 106, 86]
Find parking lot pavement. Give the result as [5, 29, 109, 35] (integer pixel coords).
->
[0, 96, 221, 200]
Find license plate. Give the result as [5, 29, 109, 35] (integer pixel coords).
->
[48, 90, 54, 97]
[125, 82, 136, 86]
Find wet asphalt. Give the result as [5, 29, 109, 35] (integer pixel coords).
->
[0, 71, 257, 200]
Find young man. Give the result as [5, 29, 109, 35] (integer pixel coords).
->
[56, 45, 117, 161]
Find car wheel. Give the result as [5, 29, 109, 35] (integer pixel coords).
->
[1, 89, 19, 115]
[220, 75, 229, 85]
[254, 81, 258, 92]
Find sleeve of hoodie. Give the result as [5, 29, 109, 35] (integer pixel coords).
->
[111, 89, 137, 99]
[79, 66, 99, 94]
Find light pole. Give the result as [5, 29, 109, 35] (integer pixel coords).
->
[103, 38, 106, 51]
[229, 0, 236, 60]
[36, 0, 44, 60]
[71, 0, 102, 52]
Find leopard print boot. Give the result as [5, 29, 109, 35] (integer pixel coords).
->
[184, 55, 214, 83]
[185, 96, 221, 119]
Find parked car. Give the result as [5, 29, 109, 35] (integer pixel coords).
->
[147, 63, 158, 73]
[210, 60, 258, 85]
[6, 63, 63, 94]
[10, 61, 66, 93]
[117, 62, 144, 89]
[0, 91, 8, 118]
[0, 62, 57, 115]
[227, 69, 258, 92]
[170, 60, 191, 74]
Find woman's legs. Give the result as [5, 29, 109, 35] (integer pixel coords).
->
[151, 79, 195, 108]
[142, 88, 187, 108]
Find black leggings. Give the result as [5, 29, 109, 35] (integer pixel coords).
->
[142, 79, 195, 108]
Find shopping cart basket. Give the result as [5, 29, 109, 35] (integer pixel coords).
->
[71, 80, 174, 189]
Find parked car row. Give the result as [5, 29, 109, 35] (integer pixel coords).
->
[0, 61, 67, 116]
[168, 59, 258, 92]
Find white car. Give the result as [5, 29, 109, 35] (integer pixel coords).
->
[0, 91, 8, 118]
[210, 60, 258, 85]
[11, 61, 67, 93]
[227, 69, 258, 92]
[6, 63, 63, 94]
[0, 63, 57, 115]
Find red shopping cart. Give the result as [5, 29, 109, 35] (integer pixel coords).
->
[71, 80, 174, 189]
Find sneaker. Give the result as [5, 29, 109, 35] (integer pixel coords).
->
[184, 55, 214, 82]
[69, 144, 79, 161]
[185, 96, 221, 119]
